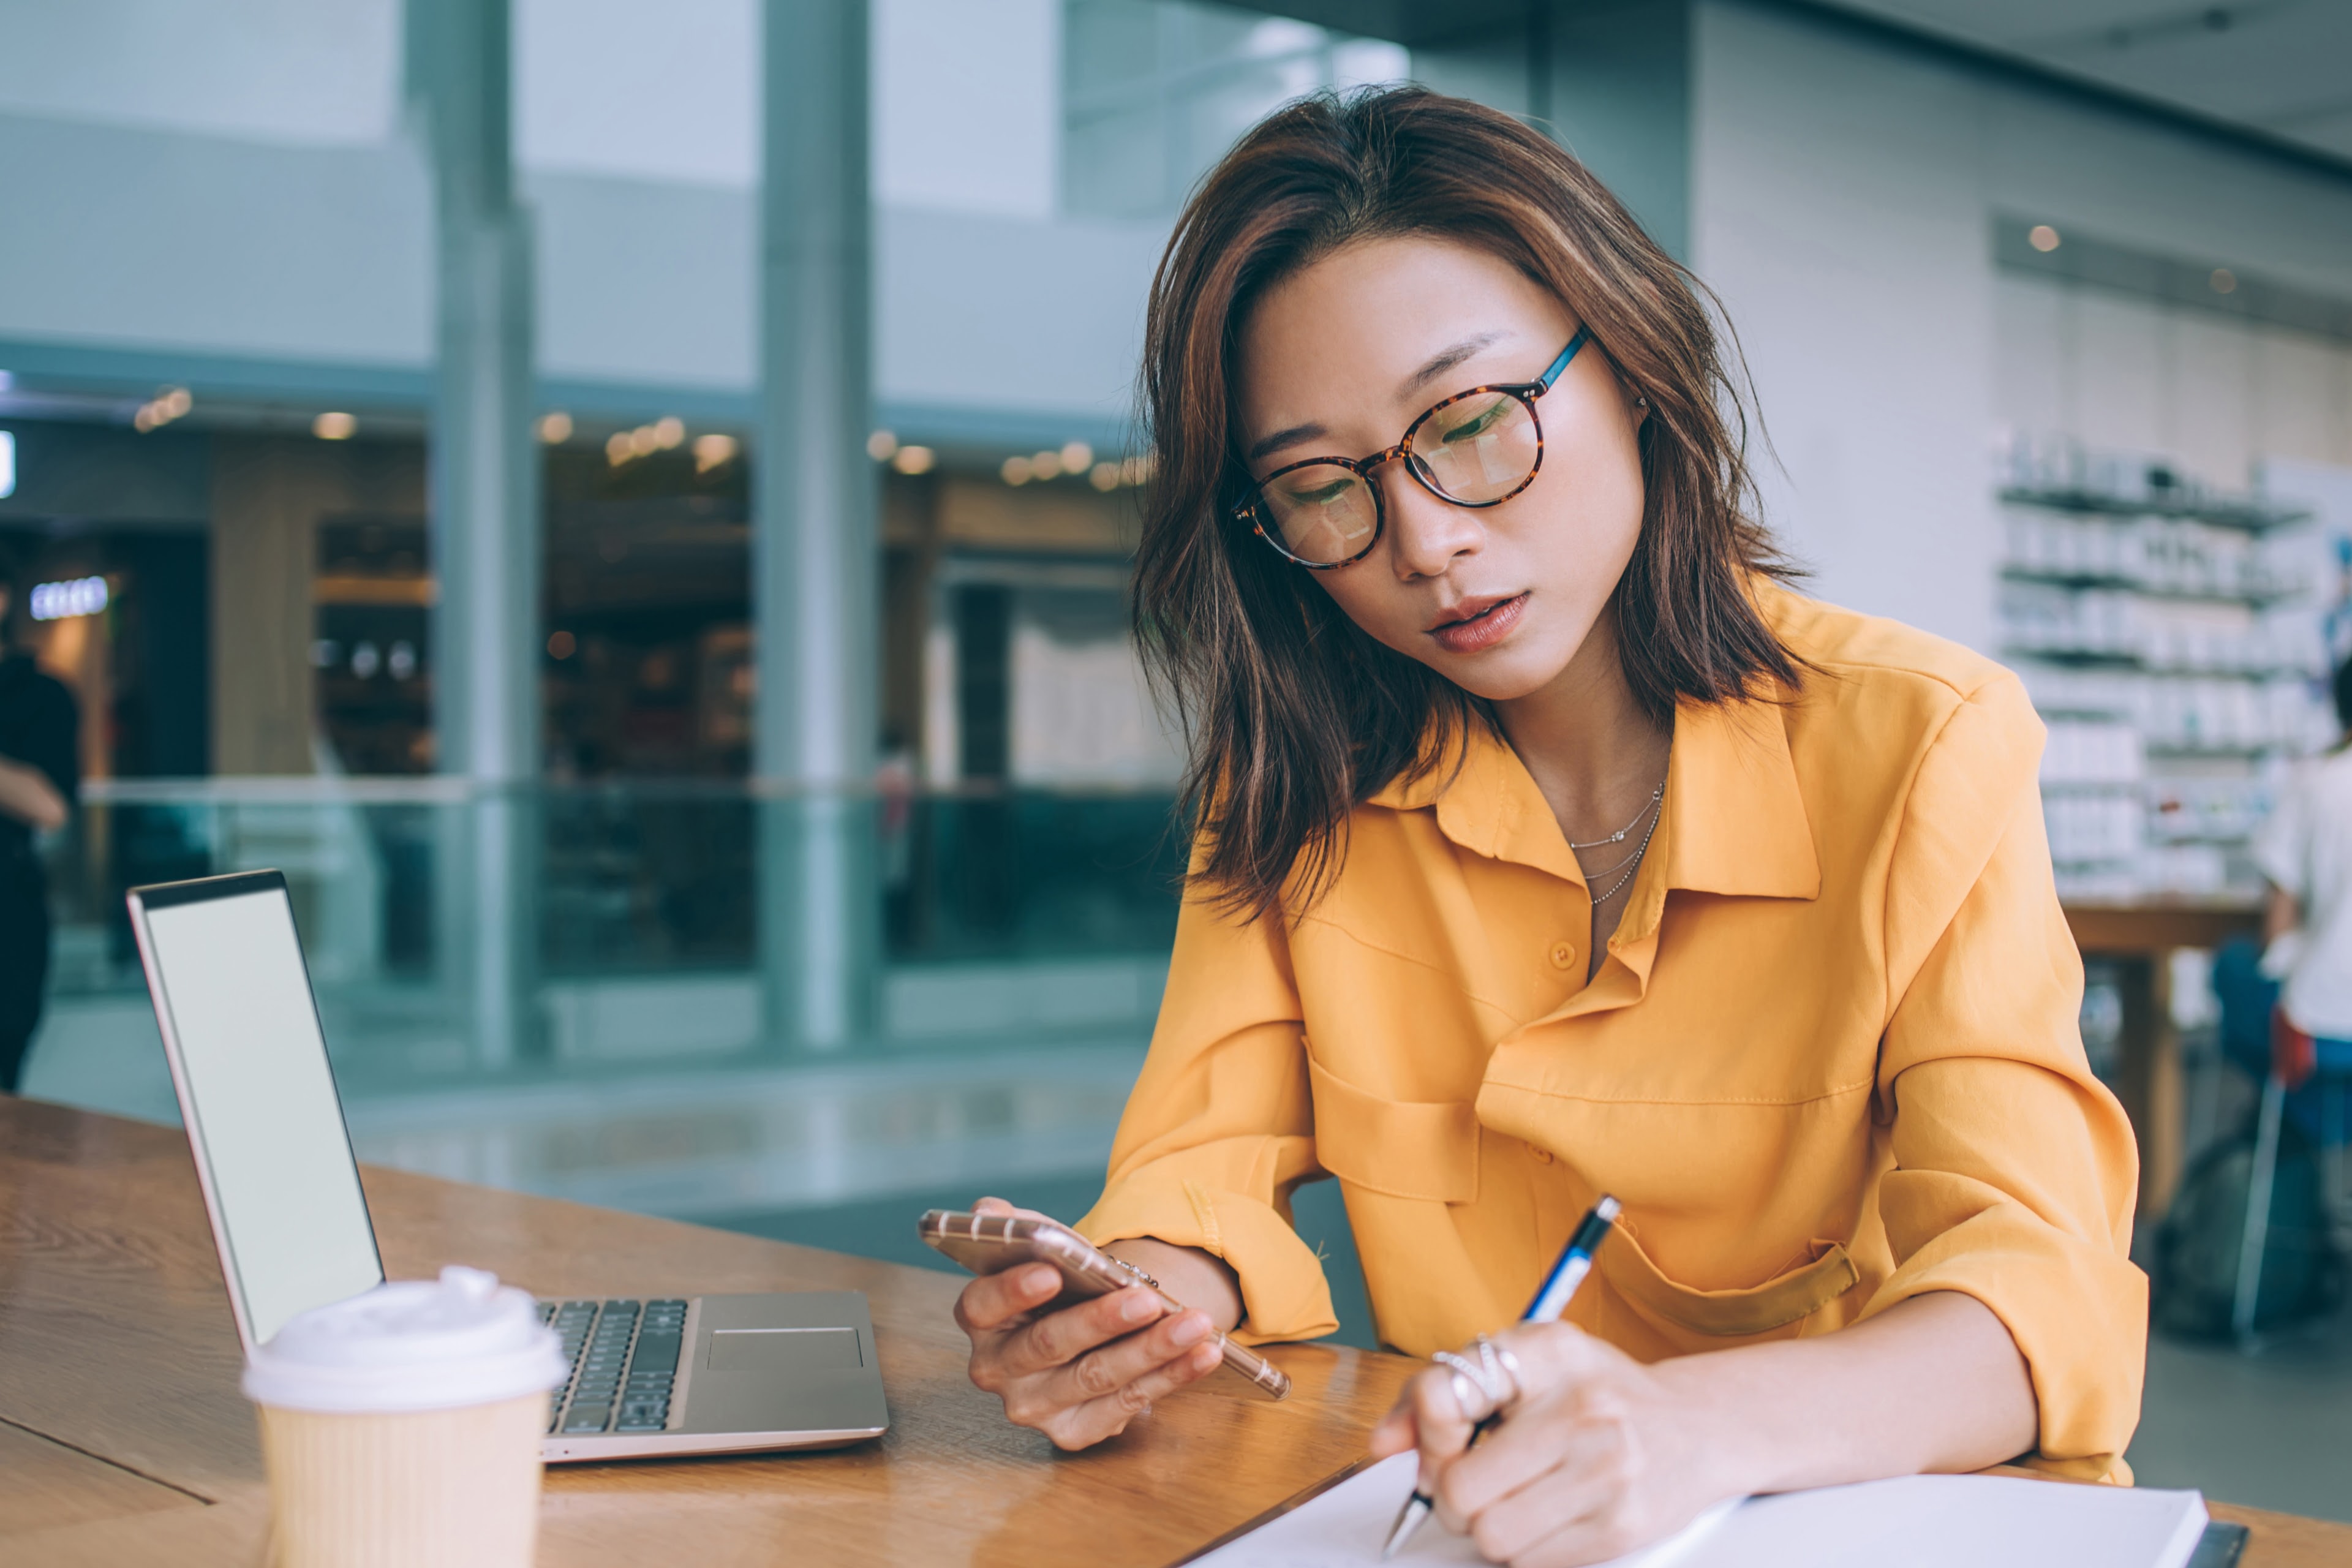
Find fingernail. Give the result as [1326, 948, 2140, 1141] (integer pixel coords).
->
[1025, 1267, 1058, 1296]
[1121, 1291, 1161, 1323]
[1169, 1313, 1210, 1346]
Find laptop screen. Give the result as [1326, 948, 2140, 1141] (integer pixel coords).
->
[134, 874, 383, 1348]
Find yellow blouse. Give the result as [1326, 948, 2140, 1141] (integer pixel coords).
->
[1079, 584, 2145, 1480]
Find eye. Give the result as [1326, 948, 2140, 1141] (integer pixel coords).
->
[1439, 400, 1510, 444]
[1282, 476, 1359, 507]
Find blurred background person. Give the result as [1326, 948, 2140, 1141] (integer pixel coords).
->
[2243, 656, 2352, 1134]
[0, 545, 79, 1094]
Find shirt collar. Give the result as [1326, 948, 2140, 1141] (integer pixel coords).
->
[1364, 694, 1820, 903]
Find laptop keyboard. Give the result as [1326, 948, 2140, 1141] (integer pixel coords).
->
[541, 1298, 688, 1436]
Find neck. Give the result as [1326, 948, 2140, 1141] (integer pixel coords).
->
[1492, 605, 1673, 845]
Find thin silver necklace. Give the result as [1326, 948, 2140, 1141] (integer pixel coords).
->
[1586, 796, 1664, 905]
[1566, 777, 1665, 850]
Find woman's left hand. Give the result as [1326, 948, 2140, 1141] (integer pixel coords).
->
[1368, 1322, 1739, 1567]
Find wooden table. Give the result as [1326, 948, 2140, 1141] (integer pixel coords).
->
[2065, 899, 2263, 1219]
[4, 1097, 2345, 1566]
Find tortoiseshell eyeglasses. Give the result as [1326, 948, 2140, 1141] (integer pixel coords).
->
[1232, 326, 1593, 569]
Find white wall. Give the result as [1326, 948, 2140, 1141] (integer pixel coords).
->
[1994, 273, 2352, 486]
[1694, 2, 1997, 651]
[1692, 0, 2352, 654]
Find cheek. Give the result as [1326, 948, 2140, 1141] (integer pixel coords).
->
[1310, 569, 1419, 654]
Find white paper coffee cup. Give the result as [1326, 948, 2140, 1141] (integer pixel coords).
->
[243, 1265, 566, 1568]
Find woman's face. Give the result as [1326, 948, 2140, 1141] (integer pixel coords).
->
[1234, 236, 1646, 703]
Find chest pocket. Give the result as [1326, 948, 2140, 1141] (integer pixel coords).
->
[1307, 1057, 1480, 1204]
[1600, 1224, 1859, 1336]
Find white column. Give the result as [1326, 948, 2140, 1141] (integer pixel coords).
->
[756, 0, 881, 1052]
[412, 0, 541, 1066]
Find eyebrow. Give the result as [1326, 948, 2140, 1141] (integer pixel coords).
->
[1401, 331, 1506, 398]
[1242, 332, 1512, 467]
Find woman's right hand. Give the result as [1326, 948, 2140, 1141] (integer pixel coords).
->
[953, 1197, 1228, 1450]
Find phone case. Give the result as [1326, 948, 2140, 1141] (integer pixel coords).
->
[918, 1208, 1291, 1400]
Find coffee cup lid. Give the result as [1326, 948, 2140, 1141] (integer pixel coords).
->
[242, 1265, 566, 1414]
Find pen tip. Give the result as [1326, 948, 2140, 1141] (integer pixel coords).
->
[1382, 1494, 1431, 1560]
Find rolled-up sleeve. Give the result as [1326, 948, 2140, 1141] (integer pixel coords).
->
[1076, 864, 1339, 1344]
[1866, 674, 2146, 1479]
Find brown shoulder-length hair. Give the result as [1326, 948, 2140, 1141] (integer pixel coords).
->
[1133, 85, 1801, 918]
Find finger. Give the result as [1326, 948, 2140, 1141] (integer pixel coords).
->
[1438, 1412, 1625, 1544]
[956, 1263, 1062, 1334]
[1368, 1404, 1418, 1459]
[1468, 1460, 1657, 1568]
[1489, 1319, 1618, 1403]
[1035, 1308, 1215, 1414]
[970, 1195, 1054, 1222]
[1041, 1336, 1225, 1451]
[1403, 1363, 1479, 1477]
[999, 1286, 1167, 1379]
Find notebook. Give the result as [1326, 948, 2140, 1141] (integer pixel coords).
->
[1185, 1452, 2211, 1568]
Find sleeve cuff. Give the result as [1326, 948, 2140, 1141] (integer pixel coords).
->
[1858, 1191, 2147, 1477]
[1079, 1176, 1340, 1344]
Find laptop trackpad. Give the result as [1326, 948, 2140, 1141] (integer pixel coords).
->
[706, 1325, 864, 1374]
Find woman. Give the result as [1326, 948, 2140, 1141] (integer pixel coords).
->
[953, 88, 2141, 1564]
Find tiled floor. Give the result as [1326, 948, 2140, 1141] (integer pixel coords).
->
[2130, 1298, 2352, 1521]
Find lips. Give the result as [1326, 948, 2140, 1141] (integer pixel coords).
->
[1428, 592, 1528, 654]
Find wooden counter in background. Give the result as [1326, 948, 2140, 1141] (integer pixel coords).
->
[2065, 898, 2262, 1219]
[6, 1095, 2345, 1565]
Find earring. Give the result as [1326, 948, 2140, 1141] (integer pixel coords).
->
[1635, 394, 1651, 408]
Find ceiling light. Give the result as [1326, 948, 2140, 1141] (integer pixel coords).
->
[313, 411, 356, 440]
[693, 432, 739, 472]
[29, 575, 108, 621]
[0, 431, 15, 499]
[1061, 440, 1093, 472]
[893, 445, 935, 475]
[1090, 461, 1118, 491]
[628, 426, 660, 456]
[606, 432, 635, 466]
[1031, 450, 1062, 479]
[2209, 268, 2237, 294]
[160, 387, 192, 418]
[538, 411, 575, 443]
[1001, 455, 1033, 485]
[652, 416, 685, 449]
[2027, 225, 2060, 253]
[867, 429, 899, 461]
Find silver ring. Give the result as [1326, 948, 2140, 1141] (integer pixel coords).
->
[1473, 1333, 1525, 1413]
[1434, 1343, 1510, 1422]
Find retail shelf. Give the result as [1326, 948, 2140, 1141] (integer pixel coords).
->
[1996, 564, 2304, 606]
[2002, 644, 2309, 679]
[1997, 484, 2311, 532]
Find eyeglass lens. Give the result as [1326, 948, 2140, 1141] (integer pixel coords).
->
[1253, 392, 1540, 565]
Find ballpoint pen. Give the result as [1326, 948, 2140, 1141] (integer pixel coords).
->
[1382, 1194, 1621, 1561]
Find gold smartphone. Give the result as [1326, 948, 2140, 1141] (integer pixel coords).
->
[918, 1208, 1291, 1400]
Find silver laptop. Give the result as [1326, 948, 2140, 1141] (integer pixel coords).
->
[127, 869, 889, 1463]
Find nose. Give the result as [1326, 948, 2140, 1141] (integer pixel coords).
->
[1378, 465, 1482, 581]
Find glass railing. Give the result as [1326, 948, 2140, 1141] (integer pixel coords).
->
[39, 778, 1188, 1079]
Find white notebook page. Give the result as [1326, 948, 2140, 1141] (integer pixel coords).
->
[1189, 1452, 2210, 1568]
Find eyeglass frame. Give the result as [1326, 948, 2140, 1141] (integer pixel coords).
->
[1231, 325, 1594, 570]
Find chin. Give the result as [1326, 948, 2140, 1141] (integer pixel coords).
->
[1431, 646, 1570, 703]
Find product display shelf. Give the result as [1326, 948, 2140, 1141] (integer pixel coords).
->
[1997, 454, 2329, 905]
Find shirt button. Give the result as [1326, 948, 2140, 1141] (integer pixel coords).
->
[1548, 940, 1576, 970]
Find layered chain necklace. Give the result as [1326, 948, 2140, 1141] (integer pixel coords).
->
[1568, 771, 1667, 905]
